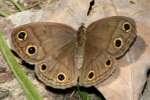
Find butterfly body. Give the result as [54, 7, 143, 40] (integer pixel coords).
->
[11, 16, 137, 89]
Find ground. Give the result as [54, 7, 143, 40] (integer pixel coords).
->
[0, 0, 149, 100]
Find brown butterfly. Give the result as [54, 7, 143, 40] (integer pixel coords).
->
[11, 16, 137, 89]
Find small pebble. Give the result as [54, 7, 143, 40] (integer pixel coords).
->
[0, 87, 9, 99]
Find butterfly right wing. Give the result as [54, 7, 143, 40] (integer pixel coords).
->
[79, 16, 136, 87]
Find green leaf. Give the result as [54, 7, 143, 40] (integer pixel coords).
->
[77, 85, 104, 100]
[77, 85, 91, 100]
[0, 31, 43, 100]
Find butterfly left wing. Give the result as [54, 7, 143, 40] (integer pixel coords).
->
[11, 22, 78, 89]
[79, 16, 137, 86]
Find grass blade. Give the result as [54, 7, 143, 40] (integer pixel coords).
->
[9, 0, 24, 11]
[0, 31, 43, 100]
[0, 11, 10, 17]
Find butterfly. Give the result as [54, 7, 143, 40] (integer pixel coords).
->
[11, 16, 137, 89]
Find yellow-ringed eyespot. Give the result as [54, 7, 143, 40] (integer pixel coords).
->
[113, 38, 123, 48]
[88, 71, 95, 80]
[39, 64, 47, 72]
[105, 59, 112, 67]
[17, 31, 27, 41]
[122, 22, 132, 32]
[26, 45, 37, 56]
[57, 73, 66, 82]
